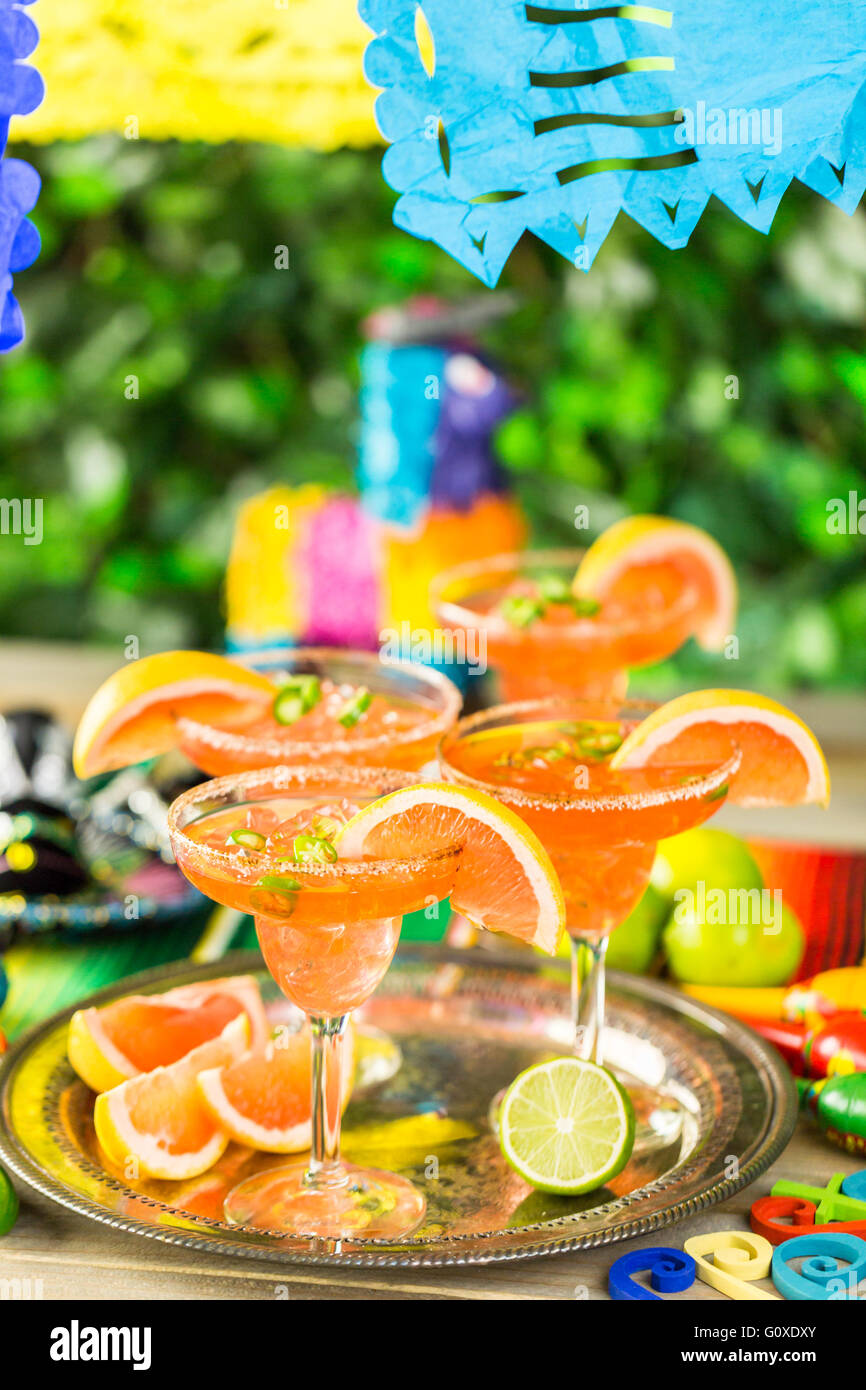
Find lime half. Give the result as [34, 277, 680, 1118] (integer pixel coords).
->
[499, 1058, 635, 1194]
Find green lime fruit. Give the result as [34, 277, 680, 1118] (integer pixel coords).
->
[663, 898, 805, 987]
[653, 828, 764, 900]
[499, 1057, 635, 1194]
[0, 1165, 18, 1237]
[606, 883, 668, 974]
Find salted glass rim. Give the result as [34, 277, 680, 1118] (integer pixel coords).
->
[167, 763, 463, 884]
[438, 696, 742, 816]
[175, 647, 463, 759]
[430, 546, 702, 644]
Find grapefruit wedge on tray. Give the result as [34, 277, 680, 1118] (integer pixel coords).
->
[68, 975, 269, 1093]
[197, 1023, 356, 1155]
[93, 1015, 250, 1181]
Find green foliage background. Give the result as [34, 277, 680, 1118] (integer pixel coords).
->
[1, 137, 865, 690]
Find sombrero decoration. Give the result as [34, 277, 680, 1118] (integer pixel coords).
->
[0, 0, 41, 349]
[226, 296, 525, 669]
[361, 0, 866, 284]
[0, 710, 201, 939]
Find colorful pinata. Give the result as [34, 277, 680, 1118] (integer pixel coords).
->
[226, 300, 525, 669]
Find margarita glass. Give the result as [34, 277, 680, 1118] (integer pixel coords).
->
[168, 764, 460, 1239]
[175, 648, 462, 776]
[439, 698, 741, 1068]
[432, 549, 706, 701]
[173, 651, 460, 1089]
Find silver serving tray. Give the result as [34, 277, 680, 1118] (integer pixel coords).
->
[0, 945, 796, 1268]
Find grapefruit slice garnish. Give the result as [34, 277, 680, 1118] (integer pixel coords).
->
[73, 650, 276, 779]
[611, 689, 830, 808]
[93, 1015, 249, 1180]
[68, 975, 268, 1093]
[197, 1022, 355, 1154]
[572, 516, 737, 651]
[336, 782, 565, 954]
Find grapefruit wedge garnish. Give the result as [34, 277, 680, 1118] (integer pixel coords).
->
[68, 975, 268, 1093]
[572, 516, 736, 651]
[72, 650, 276, 779]
[611, 689, 830, 808]
[197, 1022, 355, 1154]
[336, 782, 566, 954]
[93, 1015, 249, 1180]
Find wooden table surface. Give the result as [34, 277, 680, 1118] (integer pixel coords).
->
[1, 643, 864, 1300]
[2, 1126, 862, 1301]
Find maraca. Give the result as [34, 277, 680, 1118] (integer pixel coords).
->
[786, 968, 866, 1027]
[805, 1073, 866, 1155]
[683, 966, 866, 1030]
[741, 1011, 866, 1078]
[807, 1014, 866, 1077]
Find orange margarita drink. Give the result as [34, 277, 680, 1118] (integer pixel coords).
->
[174, 648, 462, 777]
[431, 519, 736, 701]
[73, 648, 460, 782]
[440, 699, 741, 1063]
[169, 765, 461, 1239]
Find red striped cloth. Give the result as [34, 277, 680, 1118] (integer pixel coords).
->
[749, 840, 866, 977]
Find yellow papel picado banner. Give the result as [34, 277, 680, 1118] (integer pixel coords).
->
[10, 0, 380, 147]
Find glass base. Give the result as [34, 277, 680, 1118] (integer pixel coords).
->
[616, 1079, 685, 1155]
[224, 1162, 426, 1240]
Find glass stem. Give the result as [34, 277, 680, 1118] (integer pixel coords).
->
[570, 935, 609, 1065]
[306, 1014, 349, 1189]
